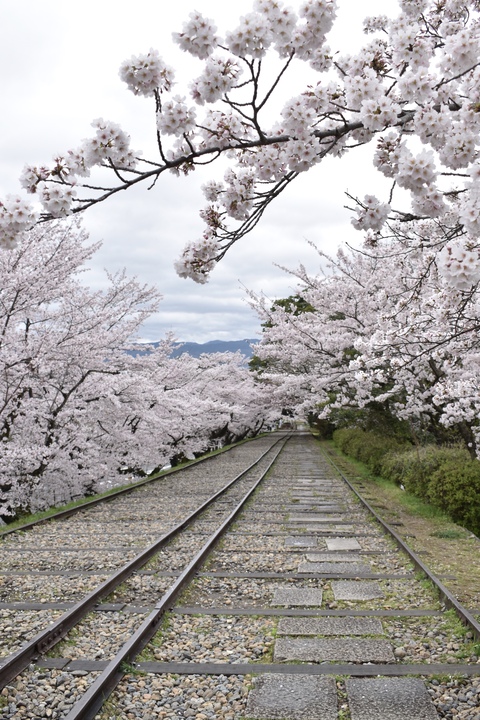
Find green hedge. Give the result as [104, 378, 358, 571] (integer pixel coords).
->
[332, 428, 407, 475]
[332, 428, 480, 536]
[380, 446, 469, 497]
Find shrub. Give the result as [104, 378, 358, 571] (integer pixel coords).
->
[380, 445, 469, 498]
[333, 428, 408, 475]
[426, 459, 480, 535]
[334, 432, 480, 536]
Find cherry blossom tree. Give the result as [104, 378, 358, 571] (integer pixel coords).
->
[0, 222, 277, 516]
[0, 0, 478, 284]
[249, 225, 480, 456]
[0, 220, 160, 513]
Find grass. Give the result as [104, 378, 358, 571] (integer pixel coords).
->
[137, 612, 172, 662]
[415, 572, 439, 597]
[251, 641, 275, 664]
[96, 698, 123, 720]
[103, 580, 130, 604]
[431, 529, 467, 539]
[321, 439, 480, 613]
[324, 440, 457, 523]
[119, 660, 147, 675]
[336, 676, 352, 720]
[46, 626, 81, 657]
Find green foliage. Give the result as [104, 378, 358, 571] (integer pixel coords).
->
[426, 457, 480, 534]
[325, 403, 412, 441]
[269, 295, 315, 317]
[332, 427, 408, 475]
[334, 433, 480, 536]
[431, 529, 466, 539]
[308, 408, 336, 439]
[381, 446, 453, 496]
[380, 445, 471, 498]
[248, 353, 269, 373]
[251, 294, 315, 375]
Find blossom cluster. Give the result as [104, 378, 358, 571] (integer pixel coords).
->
[190, 56, 243, 105]
[293, 0, 338, 60]
[13, 120, 138, 230]
[172, 11, 218, 59]
[254, 0, 298, 57]
[36, 183, 76, 218]
[199, 110, 249, 149]
[223, 168, 256, 220]
[157, 96, 197, 137]
[225, 12, 273, 59]
[460, 163, 480, 237]
[82, 119, 137, 170]
[174, 236, 219, 283]
[0, 196, 37, 249]
[438, 240, 480, 291]
[119, 49, 175, 96]
[396, 149, 437, 193]
[351, 195, 390, 231]
[240, 143, 289, 181]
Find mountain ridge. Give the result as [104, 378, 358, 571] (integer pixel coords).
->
[133, 338, 259, 359]
[171, 338, 259, 358]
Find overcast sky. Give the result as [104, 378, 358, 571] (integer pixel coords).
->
[0, 0, 398, 342]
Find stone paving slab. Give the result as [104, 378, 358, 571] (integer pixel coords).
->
[290, 486, 320, 491]
[277, 616, 384, 636]
[291, 488, 320, 491]
[298, 561, 373, 574]
[346, 678, 440, 719]
[305, 552, 363, 562]
[291, 492, 344, 498]
[293, 484, 339, 490]
[274, 637, 395, 663]
[285, 507, 340, 514]
[294, 525, 356, 534]
[293, 501, 343, 506]
[290, 500, 321, 504]
[286, 502, 318, 507]
[289, 514, 344, 522]
[332, 580, 385, 600]
[272, 588, 323, 607]
[326, 538, 362, 551]
[244, 674, 338, 720]
[284, 537, 318, 548]
[286, 505, 344, 512]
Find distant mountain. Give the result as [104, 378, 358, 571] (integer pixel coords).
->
[130, 339, 259, 359]
[171, 339, 259, 359]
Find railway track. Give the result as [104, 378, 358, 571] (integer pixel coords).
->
[1, 432, 479, 719]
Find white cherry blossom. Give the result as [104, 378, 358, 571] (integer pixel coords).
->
[119, 49, 174, 96]
[351, 195, 390, 231]
[172, 11, 218, 59]
[0, 196, 37, 250]
[1, 0, 480, 285]
[190, 55, 243, 105]
[157, 96, 197, 137]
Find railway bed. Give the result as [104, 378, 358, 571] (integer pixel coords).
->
[0, 432, 479, 719]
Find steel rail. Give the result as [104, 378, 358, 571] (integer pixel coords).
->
[0, 434, 286, 689]
[321, 444, 480, 640]
[0, 434, 275, 538]
[63, 437, 289, 720]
